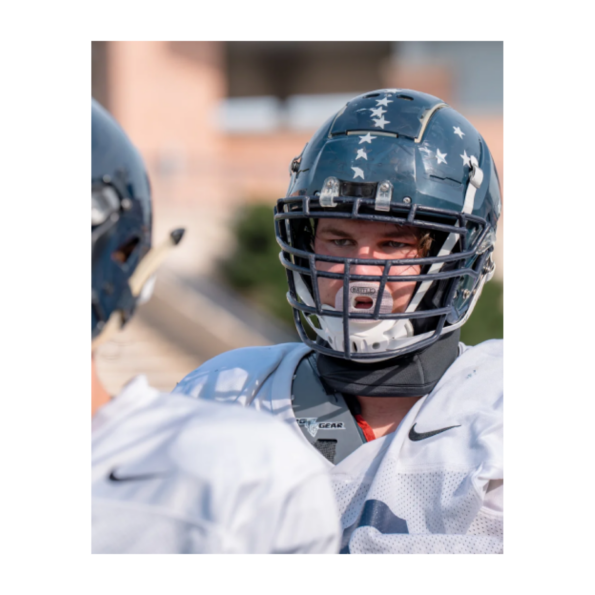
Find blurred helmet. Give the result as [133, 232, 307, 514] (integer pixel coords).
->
[92, 99, 152, 342]
[275, 89, 501, 362]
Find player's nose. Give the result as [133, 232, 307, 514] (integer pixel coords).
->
[350, 244, 382, 276]
[351, 261, 384, 278]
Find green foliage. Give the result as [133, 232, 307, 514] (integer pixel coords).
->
[221, 203, 503, 345]
[460, 278, 503, 345]
[220, 204, 295, 326]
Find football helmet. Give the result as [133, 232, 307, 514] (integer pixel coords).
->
[92, 100, 183, 347]
[275, 89, 501, 362]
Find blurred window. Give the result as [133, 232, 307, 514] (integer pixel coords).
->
[218, 93, 359, 133]
[393, 41, 503, 114]
[220, 42, 391, 133]
[218, 96, 282, 133]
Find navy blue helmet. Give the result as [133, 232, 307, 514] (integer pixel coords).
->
[92, 100, 152, 342]
[275, 89, 501, 362]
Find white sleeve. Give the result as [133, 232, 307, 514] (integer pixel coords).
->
[268, 472, 341, 554]
[216, 469, 340, 554]
[172, 403, 341, 554]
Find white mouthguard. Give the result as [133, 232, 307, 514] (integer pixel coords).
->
[334, 282, 393, 314]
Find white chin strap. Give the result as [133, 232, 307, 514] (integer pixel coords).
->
[294, 158, 488, 359]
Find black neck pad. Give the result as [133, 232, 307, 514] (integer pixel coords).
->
[316, 330, 461, 397]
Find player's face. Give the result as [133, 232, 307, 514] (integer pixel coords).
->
[313, 219, 422, 313]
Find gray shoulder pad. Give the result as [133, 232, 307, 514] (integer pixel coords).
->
[292, 353, 365, 465]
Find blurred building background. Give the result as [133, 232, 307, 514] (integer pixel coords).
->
[92, 41, 503, 394]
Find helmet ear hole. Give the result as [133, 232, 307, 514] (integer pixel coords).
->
[113, 236, 140, 264]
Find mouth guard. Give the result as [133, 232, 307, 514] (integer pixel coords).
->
[335, 282, 393, 314]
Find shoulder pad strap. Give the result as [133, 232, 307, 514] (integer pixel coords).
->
[292, 353, 365, 465]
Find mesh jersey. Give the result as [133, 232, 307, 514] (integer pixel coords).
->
[174, 340, 503, 554]
[93, 375, 340, 554]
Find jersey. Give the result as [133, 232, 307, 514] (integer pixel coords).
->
[93, 375, 340, 554]
[174, 340, 503, 554]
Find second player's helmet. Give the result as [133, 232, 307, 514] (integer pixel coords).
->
[275, 89, 501, 362]
[92, 100, 152, 342]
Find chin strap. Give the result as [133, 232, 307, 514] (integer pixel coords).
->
[92, 228, 185, 350]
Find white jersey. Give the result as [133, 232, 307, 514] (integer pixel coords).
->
[174, 340, 503, 554]
[92, 375, 340, 554]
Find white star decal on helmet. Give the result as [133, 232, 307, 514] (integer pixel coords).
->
[370, 107, 387, 118]
[359, 133, 377, 144]
[435, 149, 447, 164]
[373, 116, 390, 130]
[375, 96, 393, 107]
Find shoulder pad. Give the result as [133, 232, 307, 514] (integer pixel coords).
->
[292, 353, 365, 465]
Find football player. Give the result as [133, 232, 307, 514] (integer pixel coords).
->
[91, 99, 340, 554]
[174, 89, 503, 554]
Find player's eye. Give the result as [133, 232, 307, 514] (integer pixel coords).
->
[332, 238, 354, 247]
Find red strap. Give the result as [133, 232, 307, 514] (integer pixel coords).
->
[354, 414, 376, 442]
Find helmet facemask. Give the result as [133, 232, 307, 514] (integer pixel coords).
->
[275, 189, 494, 362]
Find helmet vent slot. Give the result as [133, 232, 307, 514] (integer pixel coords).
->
[397, 95, 414, 101]
[339, 181, 376, 199]
[346, 130, 397, 138]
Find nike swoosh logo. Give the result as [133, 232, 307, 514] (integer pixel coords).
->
[108, 468, 163, 482]
[408, 423, 461, 441]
